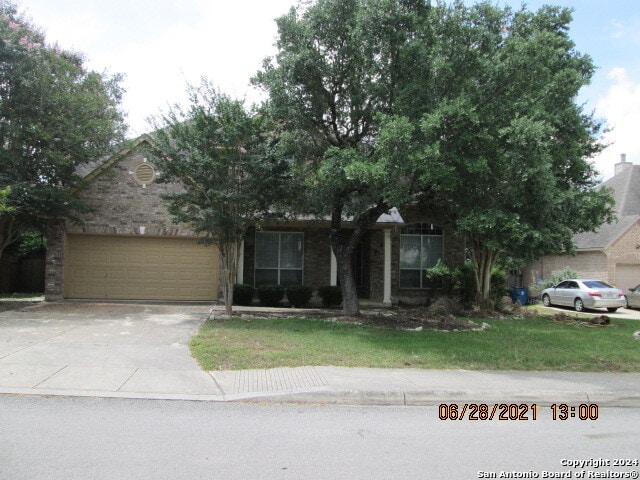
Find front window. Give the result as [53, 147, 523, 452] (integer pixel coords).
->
[255, 232, 303, 287]
[399, 223, 443, 289]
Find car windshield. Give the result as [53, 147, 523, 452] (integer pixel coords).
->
[582, 280, 613, 289]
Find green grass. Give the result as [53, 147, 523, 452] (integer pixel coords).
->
[0, 293, 43, 299]
[190, 315, 640, 372]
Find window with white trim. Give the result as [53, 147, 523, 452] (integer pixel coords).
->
[399, 223, 443, 288]
[255, 232, 303, 287]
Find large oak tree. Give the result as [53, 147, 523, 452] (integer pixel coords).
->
[254, 0, 428, 315]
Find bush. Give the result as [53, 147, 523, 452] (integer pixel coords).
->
[490, 268, 508, 308]
[454, 262, 476, 308]
[233, 284, 255, 306]
[542, 267, 579, 288]
[257, 284, 285, 307]
[286, 285, 313, 308]
[318, 285, 342, 307]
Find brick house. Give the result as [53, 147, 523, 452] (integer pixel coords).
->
[523, 156, 640, 293]
[45, 135, 466, 304]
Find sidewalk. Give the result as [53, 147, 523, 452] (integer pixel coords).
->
[2, 364, 640, 406]
[1, 301, 639, 406]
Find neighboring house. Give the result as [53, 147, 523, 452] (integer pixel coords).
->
[45, 136, 466, 304]
[524, 156, 640, 293]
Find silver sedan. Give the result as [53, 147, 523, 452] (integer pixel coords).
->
[625, 284, 640, 309]
[541, 279, 626, 313]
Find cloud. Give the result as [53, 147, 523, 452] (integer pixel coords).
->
[23, 0, 293, 137]
[591, 67, 640, 179]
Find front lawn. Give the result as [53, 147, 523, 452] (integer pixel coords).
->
[189, 314, 640, 372]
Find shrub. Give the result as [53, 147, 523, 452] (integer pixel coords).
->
[490, 268, 508, 308]
[454, 262, 476, 308]
[542, 267, 579, 288]
[257, 284, 285, 307]
[286, 285, 313, 308]
[233, 284, 255, 306]
[425, 259, 453, 291]
[318, 285, 342, 307]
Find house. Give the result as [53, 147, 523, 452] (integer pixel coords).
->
[524, 155, 640, 292]
[45, 136, 466, 304]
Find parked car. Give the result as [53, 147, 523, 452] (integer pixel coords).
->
[541, 279, 625, 313]
[626, 284, 640, 309]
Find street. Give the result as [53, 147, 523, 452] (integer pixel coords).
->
[1, 396, 638, 480]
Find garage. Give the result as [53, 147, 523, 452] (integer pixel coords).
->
[615, 264, 640, 294]
[64, 235, 219, 301]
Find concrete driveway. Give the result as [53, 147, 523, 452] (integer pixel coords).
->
[537, 304, 640, 320]
[0, 301, 223, 399]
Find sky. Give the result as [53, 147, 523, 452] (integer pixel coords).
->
[18, 0, 640, 180]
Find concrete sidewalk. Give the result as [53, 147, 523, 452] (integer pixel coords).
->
[1, 301, 639, 406]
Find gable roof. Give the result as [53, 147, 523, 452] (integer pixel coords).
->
[76, 134, 156, 182]
[575, 164, 640, 250]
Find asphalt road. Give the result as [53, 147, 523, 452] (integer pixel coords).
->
[1, 395, 638, 480]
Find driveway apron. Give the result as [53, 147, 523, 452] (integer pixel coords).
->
[0, 302, 223, 398]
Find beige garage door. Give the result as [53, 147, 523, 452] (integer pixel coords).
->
[65, 235, 219, 301]
[615, 264, 640, 294]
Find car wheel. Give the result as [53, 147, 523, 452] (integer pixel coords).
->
[574, 298, 584, 312]
[542, 294, 551, 307]
[607, 307, 618, 313]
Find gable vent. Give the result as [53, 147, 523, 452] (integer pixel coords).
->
[133, 163, 155, 185]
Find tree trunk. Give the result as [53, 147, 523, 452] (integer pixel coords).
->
[329, 198, 389, 316]
[334, 242, 359, 315]
[219, 240, 240, 316]
[469, 239, 499, 313]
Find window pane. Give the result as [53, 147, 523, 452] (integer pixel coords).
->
[280, 233, 303, 269]
[421, 236, 443, 269]
[280, 270, 303, 286]
[400, 236, 421, 269]
[400, 270, 421, 288]
[255, 269, 278, 287]
[255, 232, 279, 269]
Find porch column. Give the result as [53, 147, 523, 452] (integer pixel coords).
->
[236, 240, 244, 284]
[330, 247, 337, 286]
[383, 229, 392, 305]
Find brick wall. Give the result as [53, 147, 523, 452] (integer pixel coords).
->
[68, 151, 193, 237]
[524, 252, 608, 286]
[45, 147, 199, 300]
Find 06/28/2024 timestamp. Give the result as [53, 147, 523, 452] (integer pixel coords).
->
[438, 403, 599, 421]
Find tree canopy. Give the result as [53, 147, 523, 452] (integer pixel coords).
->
[149, 79, 291, 314]
[256, 0, 614, 312]
[413, 2, 614, 309]
[254, 0, 428, 314]
[0, 1, 126, 257]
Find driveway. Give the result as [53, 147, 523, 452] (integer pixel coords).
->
[0, 301, 223, 399]
[537, 304, 640, 320]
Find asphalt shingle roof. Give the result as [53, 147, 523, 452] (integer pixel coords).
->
[574, 164, 640, 250]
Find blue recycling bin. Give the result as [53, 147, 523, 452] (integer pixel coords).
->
[508, 288, 528, 306]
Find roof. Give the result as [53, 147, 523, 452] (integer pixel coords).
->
[575, 164, 640, 250]
[74, 134, 404, 228]
[75, 134, 156, 181]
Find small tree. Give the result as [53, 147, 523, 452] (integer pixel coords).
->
[0, 2, 126, 258]
[149, 79, 291, 315]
